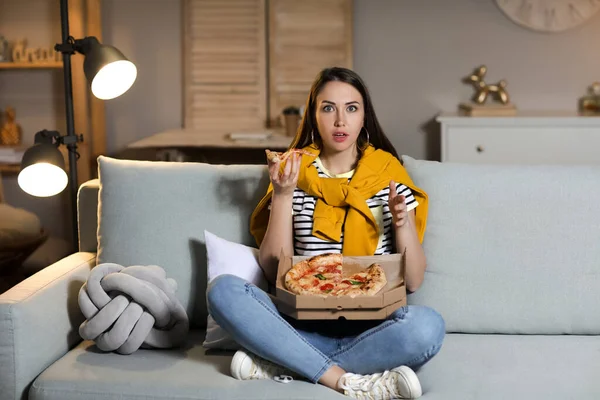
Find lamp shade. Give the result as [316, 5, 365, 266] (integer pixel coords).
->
[18, 144, 68, 197]
[82, 38, 137, 100]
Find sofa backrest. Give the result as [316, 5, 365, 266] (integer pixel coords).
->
[92, 156, 270, 328]
[82, 155, 600, 335]
[401, 155, 600, 335]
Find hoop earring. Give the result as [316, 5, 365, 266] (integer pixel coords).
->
[311, 130, 315, 144]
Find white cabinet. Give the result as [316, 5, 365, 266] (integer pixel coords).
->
[436, 112, 600, 165]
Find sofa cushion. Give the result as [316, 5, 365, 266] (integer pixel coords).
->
[96, 157, 270, 328]
[29, 330, 347, 400]
[401, 155, 600, 335]
[203, 230, 267, 350]
[417, 333, 600, 399]
[29, 331, 600, 400]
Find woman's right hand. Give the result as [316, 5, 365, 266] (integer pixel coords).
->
[266, 150, 300, 197]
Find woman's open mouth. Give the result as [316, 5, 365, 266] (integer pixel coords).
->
[333, 132, 348, 143]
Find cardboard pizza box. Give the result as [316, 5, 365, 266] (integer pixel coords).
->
[272, 297, 407, 320]
[274, 251, 407, 320]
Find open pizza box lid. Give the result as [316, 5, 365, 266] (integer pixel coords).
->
[274, 250, 406, 313]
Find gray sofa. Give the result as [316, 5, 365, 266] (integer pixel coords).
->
[1, 154, 599, 400]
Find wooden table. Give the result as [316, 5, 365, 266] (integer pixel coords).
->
[126, 129, 295, 165]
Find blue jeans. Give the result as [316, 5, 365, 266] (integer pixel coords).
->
[207, 274, 445, 383]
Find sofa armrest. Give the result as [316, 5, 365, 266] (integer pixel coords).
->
[0, 252, 95, 400]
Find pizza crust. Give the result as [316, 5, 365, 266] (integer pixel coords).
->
[307, 253, 343, 269]
[266, 149, 314, 164]
[266, 149, 280, 163]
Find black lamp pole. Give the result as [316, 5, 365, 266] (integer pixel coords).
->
[56, 0, 82, 252]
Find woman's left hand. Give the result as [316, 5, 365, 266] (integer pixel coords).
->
[388, 180, 408, 229]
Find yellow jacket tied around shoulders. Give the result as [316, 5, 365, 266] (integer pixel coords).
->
[250, 145, 428, 256]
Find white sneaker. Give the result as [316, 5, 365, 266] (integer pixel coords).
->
[338, 366, 422, 399]
[230, 349, 296, 381]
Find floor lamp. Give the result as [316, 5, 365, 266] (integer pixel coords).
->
[17, 0, 137, 252]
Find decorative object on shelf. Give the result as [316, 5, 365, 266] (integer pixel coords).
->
[465, 65, 510, 104]
[459, 65, 517, 116]
[0, 107, 22, 145]
[282, 105, 300, 137]
[579, 82, 600, 115]
[0, 36, 10, 62]
[495, 0, 600, 33]
[11, 39, 62, 64]
[18, 0, 137, 252]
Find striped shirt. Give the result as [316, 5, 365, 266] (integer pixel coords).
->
[290, 158, 418, 256]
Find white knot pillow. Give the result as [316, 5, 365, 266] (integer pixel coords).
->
[78, 263, 189, 355]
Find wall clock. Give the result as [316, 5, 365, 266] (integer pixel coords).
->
[495, 0, 600, 33]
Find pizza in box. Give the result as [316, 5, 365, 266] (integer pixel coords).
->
[284, 253, 387, 298]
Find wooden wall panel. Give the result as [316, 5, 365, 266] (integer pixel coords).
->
[268, 0, 352, 125]
[183, 0, 267, 132]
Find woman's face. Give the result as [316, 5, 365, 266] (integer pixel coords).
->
[315, 81, 364, 155]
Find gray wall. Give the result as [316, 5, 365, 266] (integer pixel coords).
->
[101, 0, 182, 154]
[2, 0, 600, 243]
[352, 0, 600, 160]
[103, 0, 600, 161]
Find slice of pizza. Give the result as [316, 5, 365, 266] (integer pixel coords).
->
[361, 263, 387, 295]
[308, 253, 343, 295]
[331, 272, 366, 297]
[334, 263, 387, 297]
[285, 253, 343, 296]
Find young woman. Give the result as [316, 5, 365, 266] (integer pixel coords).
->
[207, 67, 445, 399]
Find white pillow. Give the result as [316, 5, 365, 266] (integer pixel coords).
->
[203, 230, 268, 349]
